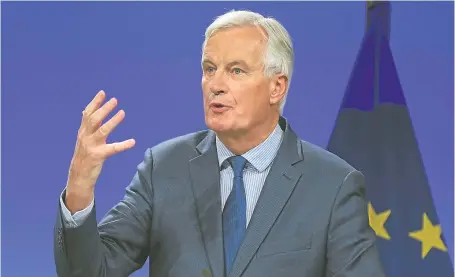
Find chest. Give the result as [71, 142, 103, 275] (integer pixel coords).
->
[219, 167, 270, 219]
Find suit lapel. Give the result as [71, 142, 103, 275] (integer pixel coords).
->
[229, 119, 304, 277]
[189, 131, 225, 277]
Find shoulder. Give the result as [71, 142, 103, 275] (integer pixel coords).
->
[146, 129, 210, 162]
[297, 139, 360, 183]
[301, 140, 356, 170]
[150, 130, 210, 156]
[294, 139, 366, 209]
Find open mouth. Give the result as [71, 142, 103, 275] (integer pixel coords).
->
[210, 103, 229, 112]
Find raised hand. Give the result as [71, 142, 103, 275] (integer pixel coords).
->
[65, 90, 135, 213]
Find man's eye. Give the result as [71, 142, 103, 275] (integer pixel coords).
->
[232, 68, 244, 74]
[206, 67, 216, 73]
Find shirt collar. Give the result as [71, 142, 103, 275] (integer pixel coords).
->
[215, 123, 284, 172]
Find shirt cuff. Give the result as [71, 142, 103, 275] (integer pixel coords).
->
[59, 189, 94, 228]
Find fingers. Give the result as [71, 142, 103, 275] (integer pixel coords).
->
[102, 139, 136, 158]
[94, 109, 125, 140]
[86, 97, 118, 133]
[83, 90, 106, 118]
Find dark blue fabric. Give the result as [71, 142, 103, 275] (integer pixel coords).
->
[223, 156, 247, 275]
[327, 3, 454, 275]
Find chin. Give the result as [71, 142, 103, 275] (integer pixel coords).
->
[205, 114, 234, 133]
[206, 118, 228, 132]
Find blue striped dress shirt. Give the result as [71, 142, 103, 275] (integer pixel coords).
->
[216, 123, 284, 227]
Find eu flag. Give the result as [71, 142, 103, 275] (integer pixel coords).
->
[327, 2, 453, 276]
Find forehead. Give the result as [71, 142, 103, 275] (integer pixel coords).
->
[203, 26, 267, 65]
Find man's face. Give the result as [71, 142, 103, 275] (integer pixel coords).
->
[201, 26, 284, 136]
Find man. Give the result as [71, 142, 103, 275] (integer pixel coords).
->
[54, 10, 386, 277]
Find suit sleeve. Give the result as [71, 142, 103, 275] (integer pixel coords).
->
[59, 189, 94, 227]
[54, 148, 154, 277]
[325, 170, 386, 277]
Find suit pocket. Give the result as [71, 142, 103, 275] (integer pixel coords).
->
[256, 233, 313, 258]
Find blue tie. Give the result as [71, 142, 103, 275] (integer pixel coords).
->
[223, 155, 247, 275]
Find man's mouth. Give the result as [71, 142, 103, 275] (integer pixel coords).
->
[209, 102, 230, 112]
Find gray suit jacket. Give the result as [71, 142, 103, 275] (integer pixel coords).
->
[54, 117, 385, 277]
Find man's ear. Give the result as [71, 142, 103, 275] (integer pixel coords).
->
[269, 73, 288, 105]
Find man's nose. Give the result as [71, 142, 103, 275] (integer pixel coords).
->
[210, 72, 228, 95]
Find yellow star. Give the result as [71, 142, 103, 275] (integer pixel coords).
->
[409, 213, 447, 259]
[368, 202, 391, 240]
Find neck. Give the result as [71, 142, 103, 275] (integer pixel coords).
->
[217, 114, 280, 155]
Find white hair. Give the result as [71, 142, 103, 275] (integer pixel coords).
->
[202, 10, 294, 115]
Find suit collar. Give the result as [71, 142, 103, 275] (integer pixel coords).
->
[190, 131, 224, 277]
[196, 116, 302, 162]
[215, 122, 284, 172]
[191, 116, 304, 277]
[228, 116, 304, 277]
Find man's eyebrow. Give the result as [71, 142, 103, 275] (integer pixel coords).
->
[226, 60, 249, 68]
[201, 58, 214, 66]
[201, 58, 250, 69]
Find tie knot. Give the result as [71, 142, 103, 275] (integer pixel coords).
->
[228, 156, 247, 178]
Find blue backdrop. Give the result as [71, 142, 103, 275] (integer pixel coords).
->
[2, 2, 453, 276]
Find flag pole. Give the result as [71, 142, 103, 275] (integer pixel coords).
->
[366, 0, 391, 40]
[366, 1, 391, 107]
